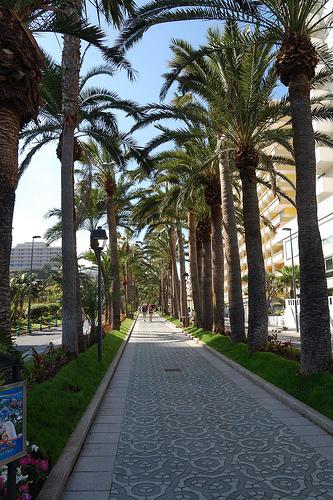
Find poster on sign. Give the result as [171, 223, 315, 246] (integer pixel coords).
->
[0, 381, 26, 467]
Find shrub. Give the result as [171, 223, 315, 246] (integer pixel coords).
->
[102, 323, 112, 337]
[267, 333, 300, 361]
[30, 303, 60, 321]
[24, 344, 67, 386]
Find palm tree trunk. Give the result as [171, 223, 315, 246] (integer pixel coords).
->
[188, 211, 202, 327]
[104, 288, 110, 324]
[0, 108, 20, 345]
[76, 267, 85, 351]
[196, 229, 203, 290]
[210, 205, 224, 333]
[0, 10, 42, 344]
[240, 165, 268, 352]
[177, 227, 187, 324]
[219, 155, 246, 342]
[168, 227, 180, 318]
[210, 204, 225, 333]
[289, 73, 332, 373]
[60, 17, 81, 356]
[107, 197, 121, 330]
[165, 270, 170, 314]
[160, 268, 164, 312]
[171, 267, 178, 318]
[201, 219, 213, 331]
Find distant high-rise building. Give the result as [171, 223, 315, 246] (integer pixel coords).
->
[10, 241, 61, 272]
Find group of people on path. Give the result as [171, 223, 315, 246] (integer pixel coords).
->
[141, 303, 154, 322]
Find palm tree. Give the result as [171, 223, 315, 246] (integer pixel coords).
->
[81, 142, 141, 330]
[117, 0, 333, 372]
[150, 24, 333, 355]
[156, 29, 287, 351]
[80, 250, 112, 327]
[188, 210, 203, 328]
[139, 233, 171, 311]
[278, 266, 300, 299]
[130, 184, 184, 318]
[60, 0, 136, 356]
[19, 55, 142, 173]
[0, 0, 130, 346]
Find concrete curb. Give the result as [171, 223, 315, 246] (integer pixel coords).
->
[37, 318, 136, 500]
[165, 319, 333, 437]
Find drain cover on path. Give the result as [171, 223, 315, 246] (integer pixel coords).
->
[164, 368, 182, 372]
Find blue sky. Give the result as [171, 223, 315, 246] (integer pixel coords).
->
[14, 14, 220, 253]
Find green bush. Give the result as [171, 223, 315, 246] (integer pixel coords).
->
[30, 303, 60, 321]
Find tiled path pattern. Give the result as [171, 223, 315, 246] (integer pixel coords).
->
[63, 317, 333, 499]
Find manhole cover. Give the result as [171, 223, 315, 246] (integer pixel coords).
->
[164, 368, 182, 372]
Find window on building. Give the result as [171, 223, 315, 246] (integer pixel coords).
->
[284, 236, 299, 261]
[322, 236, 333, 258]
[325, 256, 333, 273]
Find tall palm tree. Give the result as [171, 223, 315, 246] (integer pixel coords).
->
[130, 184, 184, 318]
[60, 0, 135, 355]
[117, 0, 333, 372]
[135, 100, 295, 348]
[0, 1, 118, 345]
[149, 24, 333, 355]
[81, 142, 141, 330]
[19, 55, 141, 173]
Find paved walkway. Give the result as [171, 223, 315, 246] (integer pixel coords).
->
[62, 316, 333, 499]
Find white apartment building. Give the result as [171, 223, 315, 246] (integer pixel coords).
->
[10, 241, 61, 273]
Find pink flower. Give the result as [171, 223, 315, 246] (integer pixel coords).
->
[19, 455, 33, 466]
[19, 483, 29, 493]
[40, 460, 49, 472]
[21, 494, 32, 500]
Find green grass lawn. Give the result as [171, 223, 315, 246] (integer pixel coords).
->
[162, 314, 182, 327]
[27, 319, 132, 464]
[182, 324, 333, 421]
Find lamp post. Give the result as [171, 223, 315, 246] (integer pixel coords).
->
[27, 235, 41, 333]
[283, 227, 299, 332]
[182, 271, 189, 327]
[90, 227, 108, 362]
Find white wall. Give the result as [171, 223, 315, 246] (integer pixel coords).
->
[284, 297, 333, 331]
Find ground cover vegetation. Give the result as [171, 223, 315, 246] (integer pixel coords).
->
[27, 319, 132, 464]
[184, 323, 333, 421]
[0, 319, 131, 498]
[2, 0, 333, 495]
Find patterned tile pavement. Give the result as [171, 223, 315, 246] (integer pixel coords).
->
[63, 317, 333, 499]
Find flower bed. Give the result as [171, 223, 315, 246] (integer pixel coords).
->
[0, 443, 49, 500]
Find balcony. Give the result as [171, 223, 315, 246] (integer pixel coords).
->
[316, 176, 333, 202]
[316, 146, 333, 175]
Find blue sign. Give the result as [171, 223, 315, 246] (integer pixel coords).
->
[0, 382, 26, 467]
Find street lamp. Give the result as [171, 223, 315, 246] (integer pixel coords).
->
[182, 271, 189, 327]
[283, 227, 299, 332]
[27, 235, 41, 333]
[90, 227, 108, 362]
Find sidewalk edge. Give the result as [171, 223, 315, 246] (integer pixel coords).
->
[164, 319, 333, 436]
[37, 318, 137, 500]
[198, 338, 333, 435]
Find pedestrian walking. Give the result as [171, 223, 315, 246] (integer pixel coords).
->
[148, 303, 154, 322]
[141, 304, 148, 321]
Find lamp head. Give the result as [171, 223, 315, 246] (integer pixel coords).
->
[90, 226, 108, 251]
[282, 227, 291, 232]
[33, 235, 41, 239]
